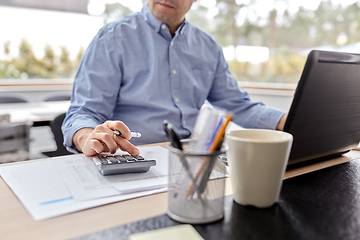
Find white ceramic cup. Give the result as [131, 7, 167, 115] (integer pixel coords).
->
[225, 129, 293, 208]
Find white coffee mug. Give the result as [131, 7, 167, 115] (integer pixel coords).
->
[225, 129, 293, 208]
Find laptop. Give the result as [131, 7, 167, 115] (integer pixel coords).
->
[283, 50, 360, 166]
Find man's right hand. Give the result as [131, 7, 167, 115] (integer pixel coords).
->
[73, 121, 140, 157]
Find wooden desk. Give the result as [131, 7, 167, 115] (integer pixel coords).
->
[0, 101, 70, 126]
[1, 142, 360, 240]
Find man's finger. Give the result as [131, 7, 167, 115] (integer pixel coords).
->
[83, 139, 107, 156]
[115, 138, 140, 156]
[93, 131, 118, 154]
[106, 121, 132, 140]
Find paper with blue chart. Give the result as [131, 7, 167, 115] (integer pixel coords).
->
[0, 146, 169, 221]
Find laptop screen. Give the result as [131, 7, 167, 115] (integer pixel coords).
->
[283, 50, 360, 165]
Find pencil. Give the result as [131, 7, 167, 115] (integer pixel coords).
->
[186, 113, 233, 197]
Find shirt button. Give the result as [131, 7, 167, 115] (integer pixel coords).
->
[172, 69, 177, 75]
[162, 24, 166, 29]
[155, 29, 158, 32]
[175, 98, 179, 102]
[171, 41, 174, 46]
[183, 120, 186, 125]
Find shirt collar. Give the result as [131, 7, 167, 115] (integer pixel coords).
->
[175, 21, 187, 35]
[140, 3, 189, 36]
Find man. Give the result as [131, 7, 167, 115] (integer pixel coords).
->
[62, 0, 287, 157]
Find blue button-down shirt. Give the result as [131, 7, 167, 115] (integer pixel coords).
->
[62, 4, 285, 151]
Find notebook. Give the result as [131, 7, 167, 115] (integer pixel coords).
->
[283, 50, 360, 165]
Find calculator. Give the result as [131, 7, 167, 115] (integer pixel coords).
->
[93, 155, 156, 176]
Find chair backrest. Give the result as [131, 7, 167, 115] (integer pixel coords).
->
[0, 94, 28, 104]
[0, 121, 31, 154]
[43, 94, 71, 102]
[51, 113, 66, 149]
[42, 112, 72, 157]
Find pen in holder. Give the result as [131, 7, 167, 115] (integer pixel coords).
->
[167, 143, 228, 224]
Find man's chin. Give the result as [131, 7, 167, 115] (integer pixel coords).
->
[153, 12, 173, 24]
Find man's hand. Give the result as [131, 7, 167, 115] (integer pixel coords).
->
[73, 121, 140, 157]
[276, 113, 288, 131]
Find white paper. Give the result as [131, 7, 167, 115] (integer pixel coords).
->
[113, 176, 168, 194]
[53, 146, 169, 201]
[55, 155, 121, 201]
[3, 161, 72, 205]
[1, 165, 166, 221]
[189, 105, 220, 152]
[0, 146, 170, 221]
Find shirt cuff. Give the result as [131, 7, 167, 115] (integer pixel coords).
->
[255, 107, 286, 130]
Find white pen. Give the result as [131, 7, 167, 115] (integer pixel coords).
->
[113, 130, 142, 138]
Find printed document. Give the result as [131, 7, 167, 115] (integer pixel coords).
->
[0, 146, 169, 221]
[55, 146, 169, 201]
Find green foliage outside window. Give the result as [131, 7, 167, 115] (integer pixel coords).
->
[0, 39, 83, 79]
[2, 1, 360, 83]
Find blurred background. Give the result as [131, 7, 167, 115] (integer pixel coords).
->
[1, 0, 360, 84]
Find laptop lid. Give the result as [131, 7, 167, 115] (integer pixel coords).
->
[283, 50, 360, 165]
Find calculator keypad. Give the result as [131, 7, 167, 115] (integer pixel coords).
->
[96, 155, 144, 164]
[93, 154, 156, 175]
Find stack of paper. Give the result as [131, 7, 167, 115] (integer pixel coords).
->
[0, 146, 169, 221]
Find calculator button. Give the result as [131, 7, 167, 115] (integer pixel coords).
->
[113, 155, 125, 162]
[123, 155, 137, 161]
[93, 158, 101, 166]
[97, 157, 108, 164]
[133, 155, 145, 161]
[106, 156, 119, 164]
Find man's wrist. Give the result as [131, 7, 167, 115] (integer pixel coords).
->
[276, 113, 288, 131]
[73, 128, 94, 152]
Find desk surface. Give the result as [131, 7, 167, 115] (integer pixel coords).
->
[0, 101, 70, 124]
[75, 159, 360, 240]
[1, 142, 360, 240]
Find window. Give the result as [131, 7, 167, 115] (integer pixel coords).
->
[0, 0, 102, 79]
[1, 0, 359, 84]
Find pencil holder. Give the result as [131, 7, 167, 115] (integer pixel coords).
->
[167, 144, 227, 224]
